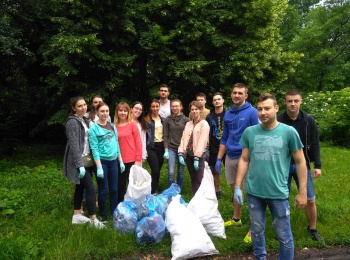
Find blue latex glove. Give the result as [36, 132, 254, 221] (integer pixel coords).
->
[96, 165, 104, 179]
[79, 167, 86, 179]
[234, 186, 244, 205]
[163, 149, 169, 159]
[194, 159, 199, 171]
[215, 158, 222, 174]
[179, 155, 186, 165]
[119, 159, 125, 173]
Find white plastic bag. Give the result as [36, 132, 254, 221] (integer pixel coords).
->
[124, 165, 151, 206]
[166, 195, 219, 260]
[188, 162, 226, 239]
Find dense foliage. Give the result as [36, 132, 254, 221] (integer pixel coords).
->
[0, 0, 349, 147]
[301, 88, 350, 146]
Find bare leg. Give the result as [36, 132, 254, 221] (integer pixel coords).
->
[305, 199, 317, 229]
[210, 166, 221, 192]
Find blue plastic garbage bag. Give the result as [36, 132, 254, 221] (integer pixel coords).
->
[161, 183, 181, 203]
[138, 194, 168, 219]
[113, 200, 138, 233]
[161, 183, 188, 207]
[135, 212, 166, 244]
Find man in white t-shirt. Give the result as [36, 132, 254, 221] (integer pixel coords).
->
[158, 84, 171, 120]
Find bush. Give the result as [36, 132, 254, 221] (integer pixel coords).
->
[301, 88, 350, 147]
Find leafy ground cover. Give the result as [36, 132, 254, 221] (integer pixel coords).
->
[0, 143, 349, 259]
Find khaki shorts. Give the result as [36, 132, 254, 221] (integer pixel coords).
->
[224, 156, 246, 186]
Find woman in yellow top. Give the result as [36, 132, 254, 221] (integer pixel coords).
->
[145, 99, 165, 194]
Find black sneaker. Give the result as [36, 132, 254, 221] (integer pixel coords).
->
[216, 191, 221, 199]
[99, 216, 108, 224]
[307, 226, 322, 241]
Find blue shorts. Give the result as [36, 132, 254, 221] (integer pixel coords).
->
[288, 164, 315, 200]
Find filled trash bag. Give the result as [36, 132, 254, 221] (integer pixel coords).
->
[124, 165, 151, 206]
[113, 200, 138, 233]
[188, 162, 226, 239]
[166, 195, 219, 260]
[138, 194, 168, 219]
[135, 212, 166, 244]
[161, 183, 181, 204]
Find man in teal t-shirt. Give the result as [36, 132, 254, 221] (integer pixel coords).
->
[234, 93, 307, 260]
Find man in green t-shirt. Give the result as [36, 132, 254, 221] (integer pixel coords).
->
[234, 93, 307, 260]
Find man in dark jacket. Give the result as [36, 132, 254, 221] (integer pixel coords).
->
[278, 89, 322, 241]
[206, 92, 225, 199]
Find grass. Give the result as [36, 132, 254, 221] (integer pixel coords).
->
[0, 142, 349, 259]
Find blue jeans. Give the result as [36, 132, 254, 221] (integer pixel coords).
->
[97, 159, 119, 218]
[288, 163, 315, 200]
[247, 194, 294, 260]
[167, 149, 185, 190]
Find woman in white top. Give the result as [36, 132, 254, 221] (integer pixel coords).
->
[130, 101, 147, 164]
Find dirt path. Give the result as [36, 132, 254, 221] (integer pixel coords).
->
[136, 245, 350, 259]
[213, 245, 350, 259]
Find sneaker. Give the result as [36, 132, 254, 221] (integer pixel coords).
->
[224, 219, 242, 227]
[307, 226, 322, 241]
[90, 218, 106, 229]
[99, 216, 108, 223]
[216, 191, 221, 199]
[244, 230, 252, 243]
[72, 214, 90, 224]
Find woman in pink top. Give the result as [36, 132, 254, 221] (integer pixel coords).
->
[178, 101, 210, 194]
[114, 102, 142, 202]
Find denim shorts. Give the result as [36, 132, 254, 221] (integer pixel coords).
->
[288, 164, 315, 200]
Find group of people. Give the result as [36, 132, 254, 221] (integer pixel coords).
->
[62, 83, 322, 260]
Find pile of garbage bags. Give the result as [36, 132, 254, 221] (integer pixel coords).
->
[113, 164, 226, 259]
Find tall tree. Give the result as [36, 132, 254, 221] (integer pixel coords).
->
[1, 0, 302, 143]
[287, 0, 350, 91]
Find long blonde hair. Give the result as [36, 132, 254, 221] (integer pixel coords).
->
[114, 102, 131, 125]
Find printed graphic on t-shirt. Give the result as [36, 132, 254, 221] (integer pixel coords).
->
[211, 116, 223, 140]
[253, 135, 282, 161]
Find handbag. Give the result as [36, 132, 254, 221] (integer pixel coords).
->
[83, 154, 95, 168]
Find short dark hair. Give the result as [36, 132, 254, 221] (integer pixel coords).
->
[284, 89, 302, 99]
[257, 93, 277, 106]
[195, 92, 206, 100]
[159, 84, 170, 91]
[233, 83, 248, 94]
[212, 92, 223, 99]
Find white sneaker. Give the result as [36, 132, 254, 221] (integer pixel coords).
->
[90, 218, 106, 229]
[72, 214, 90, 224]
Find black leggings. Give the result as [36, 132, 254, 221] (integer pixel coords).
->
[147, 142, 164, 193]
[73, 166, 96, 215]
[118, 162, 134, 203]
[186, 156, 205, 195]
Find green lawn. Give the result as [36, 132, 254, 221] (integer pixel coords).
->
[0, 142, 349, 259]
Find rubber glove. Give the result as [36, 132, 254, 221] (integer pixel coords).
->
[96, 165, 104, 179]
[178, 155, 186, 165]
[194, 159, 199, 171]
[215, 158, 222, 174]
[119, 159, 125, 173]
[234, 186, 244, 205]
[79, 167, 86, 179]
[163, 149, 169, 159]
